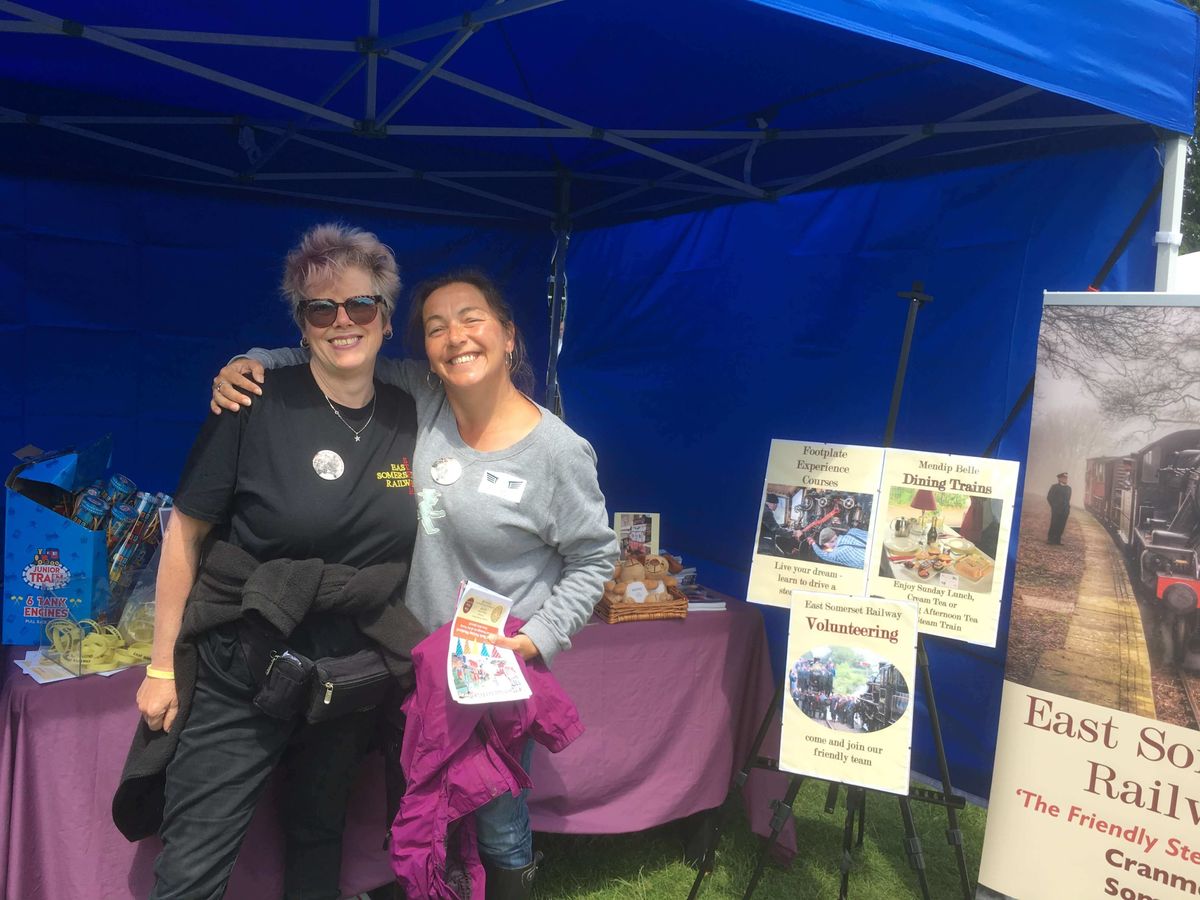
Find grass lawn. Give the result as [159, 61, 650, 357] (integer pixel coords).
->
[534, 778, 986, 898]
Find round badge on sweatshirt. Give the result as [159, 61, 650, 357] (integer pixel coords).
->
[431, 457, 462, 485]
[312, 450, 345, 481]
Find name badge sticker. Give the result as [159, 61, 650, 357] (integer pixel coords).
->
[478, 470, 527, 503]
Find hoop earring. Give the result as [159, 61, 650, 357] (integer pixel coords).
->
[426, 369, 442, 390]
[300, 337, 310, 349]
[506, 351, 514, 370]
[383, 329, 394, 341]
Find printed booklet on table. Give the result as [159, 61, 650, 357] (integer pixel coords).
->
[447, 580, 532, 705]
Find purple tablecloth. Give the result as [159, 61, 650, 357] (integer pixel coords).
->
[0, 602, 792, 899]
[528, 602, 789, 835]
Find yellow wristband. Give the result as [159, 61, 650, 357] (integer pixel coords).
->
[145, 666, 175, 680]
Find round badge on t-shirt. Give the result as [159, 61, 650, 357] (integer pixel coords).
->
[431, 457, 462, 485]
[312, 450, 345, 480]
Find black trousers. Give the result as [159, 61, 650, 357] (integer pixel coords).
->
[151, 628, 377, 900]
[1047, 508, 1069, 544]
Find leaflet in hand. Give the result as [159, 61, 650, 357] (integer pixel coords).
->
[448, 580, 533, 705]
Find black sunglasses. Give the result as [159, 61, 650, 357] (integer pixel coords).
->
[299, 295, 383, 328]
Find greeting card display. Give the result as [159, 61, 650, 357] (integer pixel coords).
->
[614, 512, 660, 559]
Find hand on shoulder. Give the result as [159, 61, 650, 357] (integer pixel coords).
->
[211, 358, 265, 414]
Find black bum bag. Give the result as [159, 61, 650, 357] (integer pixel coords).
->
[239, 621, 393, 723]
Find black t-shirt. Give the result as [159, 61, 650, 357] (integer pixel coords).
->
[174, 364, 418, 655]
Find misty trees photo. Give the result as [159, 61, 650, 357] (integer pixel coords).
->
[1038, 305, 1200, 429]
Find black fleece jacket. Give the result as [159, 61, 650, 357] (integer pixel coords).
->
[111, 540, 424, 841]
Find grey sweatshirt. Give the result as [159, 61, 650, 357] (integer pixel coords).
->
[245, 349, 617, 665]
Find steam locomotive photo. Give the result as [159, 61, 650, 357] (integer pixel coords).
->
[1086, 429, 1200, 663]
[788, 654, 911, 732]
[856, 662, 910, 733]
[763, 486, 873, 560]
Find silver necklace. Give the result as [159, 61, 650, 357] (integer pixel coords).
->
[324, 392, 376, 442]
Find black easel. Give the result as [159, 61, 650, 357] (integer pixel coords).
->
[687, 281, 972, 900]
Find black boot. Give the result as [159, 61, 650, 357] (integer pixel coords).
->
[484, 850, 543, 900]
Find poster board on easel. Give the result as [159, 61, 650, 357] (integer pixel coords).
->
[779, 592, 918, 795]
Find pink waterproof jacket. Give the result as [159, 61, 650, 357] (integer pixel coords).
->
[389, 619, 584, 899]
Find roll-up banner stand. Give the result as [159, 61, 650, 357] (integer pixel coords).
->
[980, 291, 1200, 899]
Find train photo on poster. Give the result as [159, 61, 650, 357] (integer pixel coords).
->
[788, 649, 909, 733]
[1085, 429, 1200, 664]
[758, 485, 873, 567]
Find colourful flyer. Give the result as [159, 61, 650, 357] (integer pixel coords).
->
[748, 440, 884, 606]
[865, 448, 1018, 646]
[447, 580, 532, 705]
[778, 591, 918, 795]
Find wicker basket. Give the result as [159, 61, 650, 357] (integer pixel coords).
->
[594, 594, 688, 624]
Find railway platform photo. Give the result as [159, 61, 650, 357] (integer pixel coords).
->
[1005, 303, 1200, 731]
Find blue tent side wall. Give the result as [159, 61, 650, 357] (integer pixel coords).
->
[0, 175, 550, 511]
[556, 140, 1160, 800]
[0, 137, 1167, 802]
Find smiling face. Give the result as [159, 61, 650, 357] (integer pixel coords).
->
[422, 281, 515, 394]
[302, 266, 387, 379]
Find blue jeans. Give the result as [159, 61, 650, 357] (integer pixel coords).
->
[474, 739, 534, 868]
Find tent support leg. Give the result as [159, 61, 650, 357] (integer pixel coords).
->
[545, 172, 571, 417]
[1154, 133, 1187, 291]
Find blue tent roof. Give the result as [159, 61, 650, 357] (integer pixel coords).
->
[0, 0, 1194, 225]
[755, 0, 1200, 134]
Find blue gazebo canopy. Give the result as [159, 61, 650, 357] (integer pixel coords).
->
[0, 0, 1193, 227]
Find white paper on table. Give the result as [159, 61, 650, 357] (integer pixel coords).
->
[447, 580, 532, 705]
[15, 650, 76, 684]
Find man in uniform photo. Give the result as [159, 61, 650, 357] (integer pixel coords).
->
[1046, 471, 1071, 545]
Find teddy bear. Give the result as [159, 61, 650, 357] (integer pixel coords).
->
[601, 554, 683, 606]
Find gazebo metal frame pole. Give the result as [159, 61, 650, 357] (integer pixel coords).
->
[545, 171, 572, 418]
